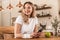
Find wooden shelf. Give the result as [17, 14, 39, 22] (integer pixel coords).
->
[37, 14, 52, 18]
[36, 7, 51, 10]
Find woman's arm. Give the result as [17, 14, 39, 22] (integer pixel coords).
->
[33, 25, 39, 32]
[30, 25, 39, 38]
[14, 23, 23, 38]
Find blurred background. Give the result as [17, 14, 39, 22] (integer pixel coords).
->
[0, 0, 59, 26]
[0, 0, 60, 39]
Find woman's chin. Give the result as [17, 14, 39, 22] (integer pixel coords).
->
[25, 14, 30, 16]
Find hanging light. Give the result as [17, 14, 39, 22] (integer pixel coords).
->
[0, 6, 4, 11]
[7, 3, 13, 10]
[6, 3, 13, 26]
[16, 1, 22, 8]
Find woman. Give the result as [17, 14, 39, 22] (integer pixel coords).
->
[14, 1, 40, 38]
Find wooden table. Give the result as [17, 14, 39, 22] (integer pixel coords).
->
[0, 39, 3, 40]
[5, 37, 60, 40]
[0, 26, 14, 34]
[0, 26, 60, 40]
[0, 26, 14, 40]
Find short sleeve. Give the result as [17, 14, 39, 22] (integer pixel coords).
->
[14, 15, 23, 25]
[35, 17, 39, 25]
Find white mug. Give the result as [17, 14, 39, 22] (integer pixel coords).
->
[23, 34, 31, 38]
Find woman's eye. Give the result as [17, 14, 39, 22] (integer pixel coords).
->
[28, 7, 30, 9]
[24, 6, 31, 9]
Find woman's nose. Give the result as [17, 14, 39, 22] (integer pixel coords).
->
[26, 9, 29, 12]
[26, 9, 29, 11]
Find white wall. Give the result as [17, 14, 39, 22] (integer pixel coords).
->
[1, 0, 20, 26]
[0, 0, 2, 26]
[0, 12, 1, 26]
[58, 0, 60, 11]
[0, 0, 59, 26]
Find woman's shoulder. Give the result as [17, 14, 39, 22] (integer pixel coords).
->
[15, 14, 23, 24]
[34, 16, 38, 19]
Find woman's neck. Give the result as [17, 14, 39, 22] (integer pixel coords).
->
[28, 15, 30, 18]
[25, 14, 30, 18]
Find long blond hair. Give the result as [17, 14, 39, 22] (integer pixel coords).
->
[21, 2, 36, 24]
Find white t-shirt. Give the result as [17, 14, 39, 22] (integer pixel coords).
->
[15, 15, 38, 34]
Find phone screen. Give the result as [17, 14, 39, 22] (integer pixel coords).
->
[38, 28, 43, 33]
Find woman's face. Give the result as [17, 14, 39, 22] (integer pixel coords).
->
[23, 3, 33, 16]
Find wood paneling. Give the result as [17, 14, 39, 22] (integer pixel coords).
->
[5, 37, 60, 40]
[0, 26, 14, 34]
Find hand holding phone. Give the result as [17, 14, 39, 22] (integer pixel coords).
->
[38, 28, 43, 33]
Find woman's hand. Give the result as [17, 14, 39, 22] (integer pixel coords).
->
[30, 32, 40, 38]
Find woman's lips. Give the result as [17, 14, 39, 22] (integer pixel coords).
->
[26, 11, 30, 13]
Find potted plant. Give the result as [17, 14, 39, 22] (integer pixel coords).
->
[51, 17, 60, 36]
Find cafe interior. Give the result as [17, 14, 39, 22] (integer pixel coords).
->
[0, 0, 60, 40]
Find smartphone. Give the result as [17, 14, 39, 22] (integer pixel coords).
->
[38, 28, 43, 33]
